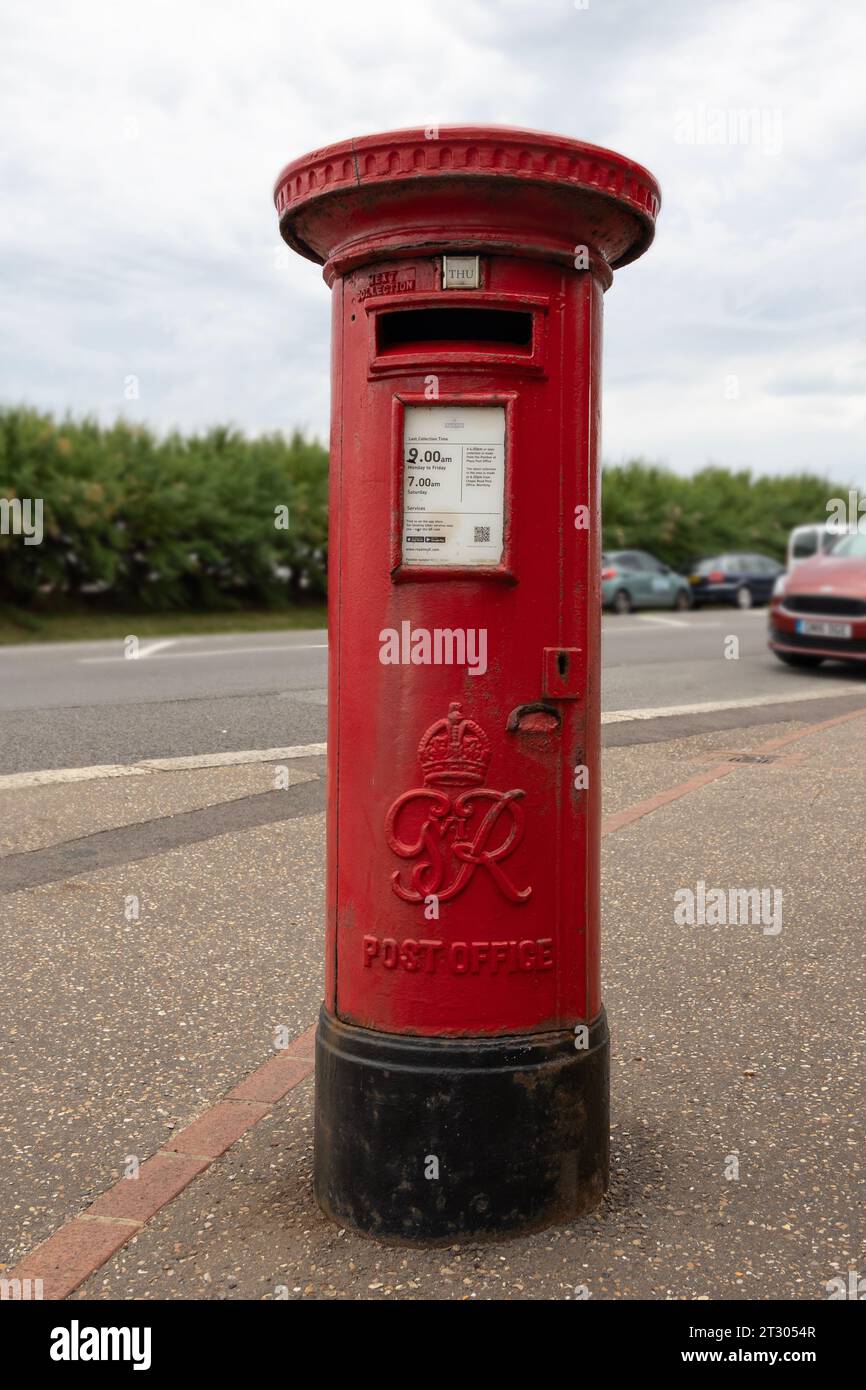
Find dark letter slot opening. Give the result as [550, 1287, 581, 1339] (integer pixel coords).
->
[377, 307, 533, 354]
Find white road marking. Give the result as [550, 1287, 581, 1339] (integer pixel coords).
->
[4, 681, 865, 791]
[604, 618, 721, 632]
[0, 743, 327, 791]
[0, 763, 153, 790]
[602, 685, 866, 724]
[138, 745, 326, 770]
[78, 642, 328, 665]
[138, 639, 177, 659]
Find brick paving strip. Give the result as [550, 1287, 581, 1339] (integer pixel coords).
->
[6, 1027, 317, 1300]
[7, 703, 866, 1299]
[600, 704, 866, 837]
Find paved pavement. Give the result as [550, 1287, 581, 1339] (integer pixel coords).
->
[2, 611, 864, 773]
[1, 619, 864, 1301]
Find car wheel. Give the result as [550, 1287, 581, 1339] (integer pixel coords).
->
[612, 589, 631, 615]
[673, 589, 691, 612]
[735, 585, 753, 609]
[773, 651, 824, 668]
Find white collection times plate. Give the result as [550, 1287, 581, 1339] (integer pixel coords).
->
[401, 404, 505, 568]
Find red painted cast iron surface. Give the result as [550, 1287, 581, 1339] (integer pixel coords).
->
[276, 127, 660, 1038]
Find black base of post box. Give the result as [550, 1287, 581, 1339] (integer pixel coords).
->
[313, 1004, 610, 1243]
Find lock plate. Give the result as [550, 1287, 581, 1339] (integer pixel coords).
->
[542, 647, 582, 699]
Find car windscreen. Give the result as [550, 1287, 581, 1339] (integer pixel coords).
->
[827, 531, 866, 559]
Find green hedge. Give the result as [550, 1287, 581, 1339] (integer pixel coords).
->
[0, 407, 848, 610]
[0, 408, 328, 608]
[601, 459, 847, 569]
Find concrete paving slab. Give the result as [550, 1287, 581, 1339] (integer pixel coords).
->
[602, 717, 805, 818]
[0, 811, 324, 1267]
[0, 763, 315, 854]
[63, 713, 865, 1300]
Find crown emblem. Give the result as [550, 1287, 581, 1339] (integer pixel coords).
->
[417, 702, 491, 786]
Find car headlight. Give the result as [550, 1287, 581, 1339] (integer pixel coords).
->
[772, 575, 787, 599]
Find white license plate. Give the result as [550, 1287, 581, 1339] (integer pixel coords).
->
[796, 618, 853, 639]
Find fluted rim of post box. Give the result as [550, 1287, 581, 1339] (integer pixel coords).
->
[274, 124, 661, 272]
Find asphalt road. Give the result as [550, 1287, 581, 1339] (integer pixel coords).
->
[1, 609, 864, 775]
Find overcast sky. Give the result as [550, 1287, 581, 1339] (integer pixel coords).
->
[2, 0, 864, 479]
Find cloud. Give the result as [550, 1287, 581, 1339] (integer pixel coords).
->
[1, 0, 864, 478]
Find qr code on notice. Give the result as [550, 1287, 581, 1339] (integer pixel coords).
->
[474, 526, 491, 543]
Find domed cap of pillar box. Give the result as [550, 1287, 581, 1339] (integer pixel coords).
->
[274, 125, 660, 281]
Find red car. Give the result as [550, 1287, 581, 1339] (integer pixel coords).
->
[769, 530, 866, 666]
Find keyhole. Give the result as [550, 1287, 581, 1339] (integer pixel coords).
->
[557, 650, 569, 677]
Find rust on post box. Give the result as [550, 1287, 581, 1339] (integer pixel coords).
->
[274, 126, 659, 1242]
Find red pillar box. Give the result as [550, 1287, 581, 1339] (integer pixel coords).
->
[274, 126, 659, 1241]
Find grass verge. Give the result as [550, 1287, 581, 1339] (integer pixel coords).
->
[0, 606, 328, 645]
